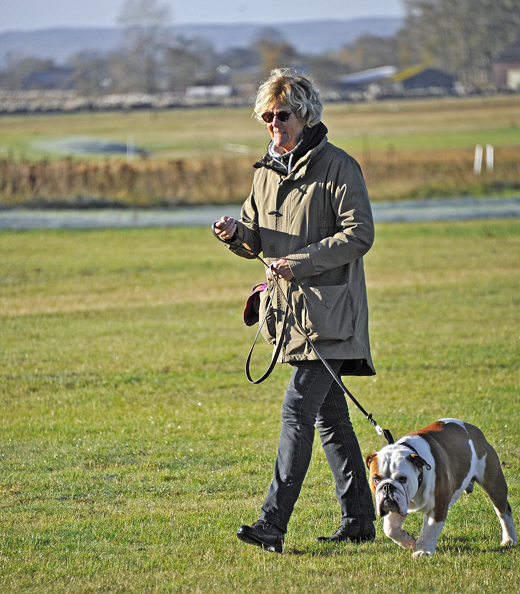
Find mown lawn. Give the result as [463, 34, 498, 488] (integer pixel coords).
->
[0, 220, 519, 593]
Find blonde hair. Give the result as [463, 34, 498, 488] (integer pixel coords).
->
[253, 68, 323, 127]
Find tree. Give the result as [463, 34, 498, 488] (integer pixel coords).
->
[400, 0, 520, 83]
[253, 28, 299, 76]
[71, 51, 112, 96]
[303, 54, 351, 89]
[117, 0, 172, 93]
[163, 36, 218, 89]
[352, 35, 401, 71]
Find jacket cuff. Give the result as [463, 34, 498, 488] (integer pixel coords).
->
[219, 222, 244, 248]
[287, 253, 315, 280]
[234, 222, 248, 245]
[221, 223, 257, 259]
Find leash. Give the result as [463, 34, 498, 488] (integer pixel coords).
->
[211, 223, 394, 445]
[244, 284, 290, 384]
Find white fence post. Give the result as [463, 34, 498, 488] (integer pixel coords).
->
[486, 144, 494, 172]
[474, 144, 483, 174]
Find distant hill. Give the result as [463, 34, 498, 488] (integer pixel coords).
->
[0, 17, 403, 66]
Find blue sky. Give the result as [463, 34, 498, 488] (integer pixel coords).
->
[0, 0, 404, 32]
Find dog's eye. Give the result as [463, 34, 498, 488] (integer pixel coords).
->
[398, 476, 407, 484]
[373, 476, 382, 485]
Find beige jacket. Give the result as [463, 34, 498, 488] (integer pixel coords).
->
[227, 135, 376, 376]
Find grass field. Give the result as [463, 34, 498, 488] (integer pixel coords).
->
[1, 95, 520, 160]
[1, 219, 519, 593]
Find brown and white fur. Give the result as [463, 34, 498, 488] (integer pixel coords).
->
[366, 419, 517, 558]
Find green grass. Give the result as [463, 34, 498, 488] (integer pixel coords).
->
[332, 125, 520, 154]
[1, 221, 519, 592]
[1, 94, 520, 161]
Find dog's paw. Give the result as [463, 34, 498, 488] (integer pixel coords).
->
[500, 537, 517, 546]
[411, 549, 434, 559]
[392, 532, 415, 550]
[402, 534, 416, 549]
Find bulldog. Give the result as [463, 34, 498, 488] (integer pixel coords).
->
[366, 419, 517, 558]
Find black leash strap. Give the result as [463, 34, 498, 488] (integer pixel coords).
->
[211, 222, 394, 445]
[245, 285, 290, 384]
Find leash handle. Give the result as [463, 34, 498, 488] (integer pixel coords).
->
[245, 288, 290, 384]
[212, 222, 285, 383]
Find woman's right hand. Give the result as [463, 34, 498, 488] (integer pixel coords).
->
[214, 216, 237, 240]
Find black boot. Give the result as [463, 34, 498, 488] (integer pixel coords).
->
[316, 522, 376, 543]
[237, 520, 285, 553]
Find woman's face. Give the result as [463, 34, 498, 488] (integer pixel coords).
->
[266, 99, 306, 154]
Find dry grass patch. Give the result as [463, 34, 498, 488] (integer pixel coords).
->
[1, 144, 520, 207]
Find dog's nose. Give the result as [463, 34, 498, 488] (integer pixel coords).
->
[381, 482, 396, 496]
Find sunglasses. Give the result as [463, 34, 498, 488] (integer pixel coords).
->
[261, 110, 293, 123]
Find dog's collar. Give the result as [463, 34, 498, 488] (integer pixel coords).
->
[400, 442, 425, 489]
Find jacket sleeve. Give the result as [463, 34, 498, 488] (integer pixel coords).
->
[287, 155, 374, 280]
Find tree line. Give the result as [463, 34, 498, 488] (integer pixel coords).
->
[1, 0, 519, 95]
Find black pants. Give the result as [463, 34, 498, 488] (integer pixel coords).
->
[259, 360, 375, 533]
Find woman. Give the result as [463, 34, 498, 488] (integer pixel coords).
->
[214, 68, 376, 553]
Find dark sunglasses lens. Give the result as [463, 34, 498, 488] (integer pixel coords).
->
[262, 111, 291, 123]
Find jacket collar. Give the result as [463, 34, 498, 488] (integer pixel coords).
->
[254, 121, 328, 176]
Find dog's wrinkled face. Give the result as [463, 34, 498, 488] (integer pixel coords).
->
[366, 446, 424, 517]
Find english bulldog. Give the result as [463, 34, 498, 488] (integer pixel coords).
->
[366, 419, 517, 558]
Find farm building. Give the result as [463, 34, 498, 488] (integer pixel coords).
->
[24, 66, 74, 89]
[493, 39, 520, 89]
[335, 64, 455, 98]
[336, 66, 398, 90]
[392, 66, 455, 92]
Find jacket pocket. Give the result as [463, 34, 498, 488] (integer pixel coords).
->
[301, 284, 353, 342]
[259, 287, 277, 345]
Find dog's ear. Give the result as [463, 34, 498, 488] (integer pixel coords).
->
[407, 453, 432, 471]
[366, 453, 378, 470]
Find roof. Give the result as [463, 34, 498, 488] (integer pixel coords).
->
[495, 39, 520, 63]
[336, 66, 398, 86]
[392, 66, 455, 88]
[392, 64, 430, 82]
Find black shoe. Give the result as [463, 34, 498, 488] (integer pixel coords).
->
[316, 523, 376, 544]
[237, 520, 285, 553]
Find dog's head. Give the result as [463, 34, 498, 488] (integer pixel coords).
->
[366, 444, 431, 517]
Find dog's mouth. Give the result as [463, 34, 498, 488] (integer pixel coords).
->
[380, 496, 400, 515]
[376, 480, 409, 517]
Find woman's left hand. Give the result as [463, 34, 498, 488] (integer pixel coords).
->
[268, 257, 294, 281]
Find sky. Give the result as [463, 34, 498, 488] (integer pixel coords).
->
[0, 0, 404, 33]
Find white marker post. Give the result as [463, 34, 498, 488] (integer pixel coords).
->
[486, 144, 494, 173]
[474, 144, 483, 174]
